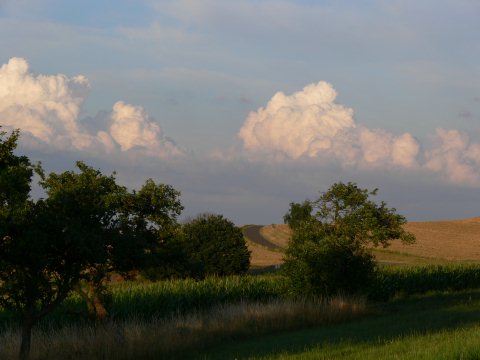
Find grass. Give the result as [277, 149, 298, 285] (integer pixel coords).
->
[0, 297, 367, 359]
[260, 224, 291, 249]
[246, 239, 284, 269]
[197, 289, 480, 359]
[370, 264, 480, 300]
[3, 265, 480, 359]
[4, 216, 480, 359]
[251, 218, 480, 270]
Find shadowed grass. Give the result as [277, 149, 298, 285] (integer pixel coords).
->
[198, 289, 480, 359]
[0, 297, 367, 359]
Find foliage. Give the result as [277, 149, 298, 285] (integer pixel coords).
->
[123, 179, 185, 280]
[283, 230, 377, 296]
[283, 182, 415, 297]
[283, 200, 312, 231]
[0, 128, 65, 358]
[182, 214, 251, 278]
[0, 128, 183, 358]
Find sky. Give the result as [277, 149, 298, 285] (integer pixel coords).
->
[1, 0, 480, 224]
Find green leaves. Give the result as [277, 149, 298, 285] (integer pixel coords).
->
[284, 182, 415, 296]
[182, 214, 251, 278]
[0, 131, 184, 322]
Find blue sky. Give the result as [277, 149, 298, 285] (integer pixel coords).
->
[1, 0, 479, 224]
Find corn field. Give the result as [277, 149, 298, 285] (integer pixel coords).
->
[371, 264, 480, 300]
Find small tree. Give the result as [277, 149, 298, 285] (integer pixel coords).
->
[182, 213, 251, 277]
[283, 182, 415, 296]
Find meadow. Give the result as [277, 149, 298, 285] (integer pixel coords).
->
[2, 219, 480, 359]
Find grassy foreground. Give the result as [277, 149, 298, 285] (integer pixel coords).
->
[2, 265, 480, 359]
[198, 290, 480, 359]
[0, 297, 366, 359]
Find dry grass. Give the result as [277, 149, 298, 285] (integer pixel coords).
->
[0, 297, 366, 360]
[387, 217, 480, 261]
[260, 224, 291, 249]
[253, 218, 480, 267]
[247, 239, 284, 268]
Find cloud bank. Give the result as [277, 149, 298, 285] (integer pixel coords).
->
[0, 57, 183, 158]
[238, 81, 480, 186]
[239, 81, 420, 169]
[3, 57, 479, 188]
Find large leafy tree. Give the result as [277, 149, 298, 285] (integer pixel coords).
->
[0, 128, 183, 359]
[182, 213, 251, 277]
[283, 182, 415, 296]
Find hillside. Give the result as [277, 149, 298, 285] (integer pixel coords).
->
[245, 218, 480, 268]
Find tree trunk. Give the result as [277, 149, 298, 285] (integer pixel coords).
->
[19, 310, 35, 360]
[93, 292, 108, 321]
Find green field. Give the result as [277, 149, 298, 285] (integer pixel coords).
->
[198, 290, 480, 359]
[2, 264, 480, 359]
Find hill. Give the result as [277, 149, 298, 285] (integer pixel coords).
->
[245, 218, 480, 268]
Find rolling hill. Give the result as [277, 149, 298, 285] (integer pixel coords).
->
[244, 217, 480, 268]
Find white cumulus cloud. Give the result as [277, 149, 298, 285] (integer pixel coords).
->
[425, 129, 480, 185]
[110, 101, 184, 157]
[0, 57, 90, 149]
[238, 81, 420, 169]
[0, 57, 183, 158]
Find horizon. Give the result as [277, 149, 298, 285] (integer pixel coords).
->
[1, 1, 479, 224]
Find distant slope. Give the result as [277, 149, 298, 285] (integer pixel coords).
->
[389, 217, 480, 261]
[249, 218, 480, 268]
[243, 225, 282, 251]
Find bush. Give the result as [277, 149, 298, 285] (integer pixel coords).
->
[283, 182, 414, 297]
[182, 213, 251, 277]
[284, 232, 376, 296]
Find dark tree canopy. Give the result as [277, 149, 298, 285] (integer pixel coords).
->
[283, 182, 415, 296]
[283, 200, 313, 231]
[182, 213, 251, 277]
[0, 128, 184, 359]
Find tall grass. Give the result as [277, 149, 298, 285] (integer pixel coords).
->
[371, 264, 480, 300]
[0, 297, 367, 360]
[108, 274, 286, 320]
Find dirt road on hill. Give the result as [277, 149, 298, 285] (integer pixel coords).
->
[243, 225, 283, 251]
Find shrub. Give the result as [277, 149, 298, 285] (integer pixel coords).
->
[182, 214, 251, 278]
[283, 182, 414, 297]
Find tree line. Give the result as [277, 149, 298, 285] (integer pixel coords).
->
[0, 128, 250, 359]
[1, 127, 415, 359]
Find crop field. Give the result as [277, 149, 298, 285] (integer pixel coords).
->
[247, 217, 480, 267]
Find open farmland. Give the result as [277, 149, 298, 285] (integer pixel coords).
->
[389, 217, 480, 261]
[246, 217, 480, 268]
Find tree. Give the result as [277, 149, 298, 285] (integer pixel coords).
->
[283, 182, 415, 296]
[182, 214, 251, 277]
[283, 200, 313, 231]
[0, 128, 184, 359]
[125, 179, 185, 280]
[42, 167, 184, 319]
